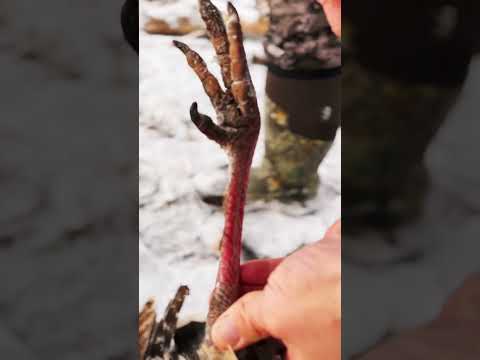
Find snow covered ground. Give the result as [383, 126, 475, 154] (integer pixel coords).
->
[138, 1, 341, 321]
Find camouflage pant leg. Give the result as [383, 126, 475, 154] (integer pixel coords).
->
[248, 97, 333, 202]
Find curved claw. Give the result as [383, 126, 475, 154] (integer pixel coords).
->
[190, 102, 231, 146]
[173, 40, 224, 109]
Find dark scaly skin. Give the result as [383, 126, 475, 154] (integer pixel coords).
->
[174, 0, 261, 344]
[198, 0, 232, 89]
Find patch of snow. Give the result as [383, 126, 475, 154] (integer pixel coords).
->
[0, 2, 137, 357]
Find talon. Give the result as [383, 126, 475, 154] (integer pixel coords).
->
[174, 41, 224, 108]
[190, 102, 230, 146]
[227, 2, 239, 20]
[172, 39, 189, 53]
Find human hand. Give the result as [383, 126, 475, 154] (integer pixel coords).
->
[211, 221, 341, 359]
[317, 0, 341, 37]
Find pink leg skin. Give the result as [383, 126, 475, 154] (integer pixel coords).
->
[207, 141, 258, 331]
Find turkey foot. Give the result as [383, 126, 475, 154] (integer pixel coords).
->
[173, 0, 260, 336]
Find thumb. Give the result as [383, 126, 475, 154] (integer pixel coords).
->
[211, 290, 271, 350]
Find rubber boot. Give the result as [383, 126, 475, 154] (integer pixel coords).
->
[247, 0, 341, 202]
[248, 70, 339, 202]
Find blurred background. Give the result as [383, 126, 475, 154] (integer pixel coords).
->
[0, 1, 137, 358]
[342, 3, 480, 358]
[138, 0, 341, 321]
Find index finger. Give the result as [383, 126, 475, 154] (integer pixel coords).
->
[240, 258, 283, 287]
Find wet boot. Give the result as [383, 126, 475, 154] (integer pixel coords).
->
[247, 0, 341, 202]
[248, 74, 338, 202]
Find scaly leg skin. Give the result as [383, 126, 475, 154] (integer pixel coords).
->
[173, 0, 261, 355]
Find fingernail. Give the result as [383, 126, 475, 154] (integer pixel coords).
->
[212, 315, 240, 348]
